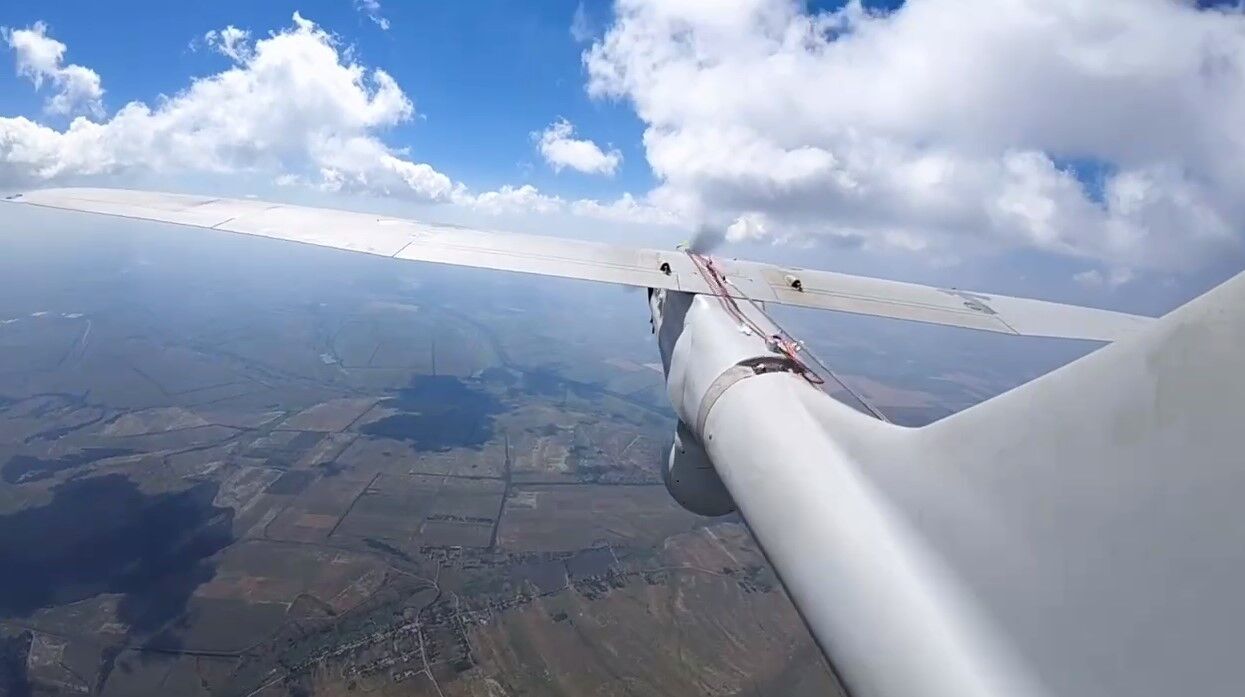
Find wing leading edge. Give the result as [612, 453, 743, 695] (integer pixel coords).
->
[4, 187, 1152, 341]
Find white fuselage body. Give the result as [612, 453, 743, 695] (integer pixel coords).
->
[652, 290, 1041, 697]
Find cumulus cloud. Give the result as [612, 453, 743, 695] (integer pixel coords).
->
[462, 184, 677, 228]
[355, 0, 391, 31]
[725, 213, 771, 244]
[585, 0, 1245, 272]
[569, 192, 677, 225]
[2, 21, 104, 118]
[0, 13, 460, 200]
[0, 14, 680, 228]
[535, 118, 622, 175]
[469, 184, 564, 215]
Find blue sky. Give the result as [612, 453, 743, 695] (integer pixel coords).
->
[2, 0, 1243, 315]
[0, 0, 653, 199]
[0, 0, 909, 201]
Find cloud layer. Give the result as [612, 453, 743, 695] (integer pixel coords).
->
[3, 3, 1244, 279]
[584, 0, 1245, 272]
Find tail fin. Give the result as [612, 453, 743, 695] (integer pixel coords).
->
[891, 270, 1245, 695]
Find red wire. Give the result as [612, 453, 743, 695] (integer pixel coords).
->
[687, 252, 824, 385]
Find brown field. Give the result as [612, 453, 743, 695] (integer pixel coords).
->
[264, 475, 373, 543]
[330, 473, 505, 551]
[276, 398, 378, 432]
[497, 484, 700, 552]
[300, 524, 841, 697]
[334, 432, 508, 479]
[420, 519, 493, 547]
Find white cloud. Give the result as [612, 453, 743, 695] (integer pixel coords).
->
[1073, 269, 1104, 287]
[1074, 267, 1134, 289]
[570, 2, 594, 43]
[570, 192, 678, 225]
[3, 22, 62, 86]
[355, 0, 391, 31]
[468, 184, 564, 215]
[585, 0, 1245, 272]
[463, 185, 679, 228]
[535, 118, 622, 175]
[2, 21, 104, 118]
[0, 14, 460, 201]
[726, 212, 770, 243]
[203, 26, 252, 63]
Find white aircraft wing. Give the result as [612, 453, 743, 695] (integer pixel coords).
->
[4, 187, 1151, 341]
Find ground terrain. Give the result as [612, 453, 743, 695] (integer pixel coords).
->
[0, 213, 1087, 696]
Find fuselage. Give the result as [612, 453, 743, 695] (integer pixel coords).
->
[650, 289, 1042, 697]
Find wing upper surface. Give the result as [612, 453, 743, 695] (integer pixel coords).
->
[5, 187, 1153, 341]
